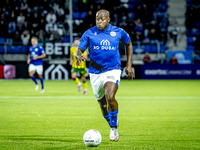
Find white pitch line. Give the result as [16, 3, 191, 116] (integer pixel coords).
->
[0, 96, 199, 99]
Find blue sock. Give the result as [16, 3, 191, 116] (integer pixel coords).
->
[108, 109, 118, 127]
[103, 115, 110, 126]
[31, 76, 38, 85]
[40, 77, 44, 89]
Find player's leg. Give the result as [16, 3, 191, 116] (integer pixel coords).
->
[89, 72, 110, 125]
[36, 65, 44, 93]
[38, 74, 44, 93]
[81, 69, 87, 95]
[71, 67, 82, 92]
[103, 70, 121, 141]
[104, 82, 119, 141]
[104, 81, 118, 126]
[97, 96, 110, 126]
[28, 64, 38, 90]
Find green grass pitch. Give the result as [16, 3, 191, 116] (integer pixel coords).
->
[0, 79, 200, 150]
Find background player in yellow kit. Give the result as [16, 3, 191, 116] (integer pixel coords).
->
[70, 38, 88, 95]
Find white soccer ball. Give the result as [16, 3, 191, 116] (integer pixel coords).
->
[83, 129, 102, 147]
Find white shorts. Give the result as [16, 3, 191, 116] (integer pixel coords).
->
[28, 64, 43, 75]
[89, 69, 121, 100]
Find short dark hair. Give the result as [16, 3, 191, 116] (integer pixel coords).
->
[74, 37, 80, 41]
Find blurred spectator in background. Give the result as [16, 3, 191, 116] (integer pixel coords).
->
[30, 13, 40, 33]
[9, 11, 17, 22]
[56, 21, 66, 37]
[0, 20, 8, 38]
[0, 0, 170, 51]
[7, 30, 14, 46]
[21, 30, 30, 45]
[39, 12, 46, 21]
[13, 30, 21, 42]
[49, 31, 62, 42]
[30, 29, 36, 39]
[129, 30, 137, 42]
[148, 28, 158, 42]
[21, 0, 28, 14]
[17, 12, 25, 33]
[143, 52, 151, 64]
[45, 19, 57, 33]
[169, 21, 180, 46]
[57, 10, 65, 22]
[35, 29, 46, 42]
[46, 9, 57, 23]
[169, 55, 178, 65]
[39, 19, 46, 31]
[57, 6, 65, 16]
[8, 20, 16, 35]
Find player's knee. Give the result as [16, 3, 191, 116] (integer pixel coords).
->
[103, 104, 107, 109]
[29, 73, 33, 77]
[105, 93, 115, 103]
[72, 77, 76, 80]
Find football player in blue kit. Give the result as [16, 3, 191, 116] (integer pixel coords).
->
[76, 9, 134, 141]
[27, 37, 46, 93]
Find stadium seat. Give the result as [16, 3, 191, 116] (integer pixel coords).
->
[187, 37, 196, 44]
[21, 46, 28, 53]
[0, 46, 4, 53]
[160, 45, 167, 53]
[6, 46, 13, 53]
[3, 65, 16, 79]
[195, 21, 200, 27]
[73, 12, 80, 19]
[143, 46, 151, 52]
[160, 4, 168, 12]
[13, 46, 21, 53]
[81, 12, 87, 19]
[187, 29, 191, 36]
[191, 28, 199, 35]
[151, 46, 158, 53]
[187, 45, 194, 51]
[63, 36, 70, 42]
[160, 0, 167, 3]
[128, 4, 134, 10]
[128, 12, 135, 19]
[135, 25, 143, 32]
[129, 0, 135, 2]
[0, 37, 5, 44]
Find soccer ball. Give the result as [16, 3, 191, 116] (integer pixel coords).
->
[83, 129, 102, 147]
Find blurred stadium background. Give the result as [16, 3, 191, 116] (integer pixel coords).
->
[0, 0, 199, 79]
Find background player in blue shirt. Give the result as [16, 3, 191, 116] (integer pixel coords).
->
[27, 37, 46, 93]
[76, 9, 135, 141]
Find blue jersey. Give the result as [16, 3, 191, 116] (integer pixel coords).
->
[78, 24, 130, 74]
[29, 45, 45, 66]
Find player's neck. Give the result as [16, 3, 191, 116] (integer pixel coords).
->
[32, 45, 37, 48]
[104, 24, 109, 30]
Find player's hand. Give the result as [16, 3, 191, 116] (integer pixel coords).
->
[33, 56, 38, 60]
[125, 66, 135, 80]
[70, 60, 73, 66]
[27, 59, 30, 64]
[76, 56, 86, 66]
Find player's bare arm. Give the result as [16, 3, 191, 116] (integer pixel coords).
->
[76, 48, 86, 66]
[125, 40, 135, 80]
[27, 54, 31, 64]
[70, 54, 73, 65]
[33, 54, 46, 60]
